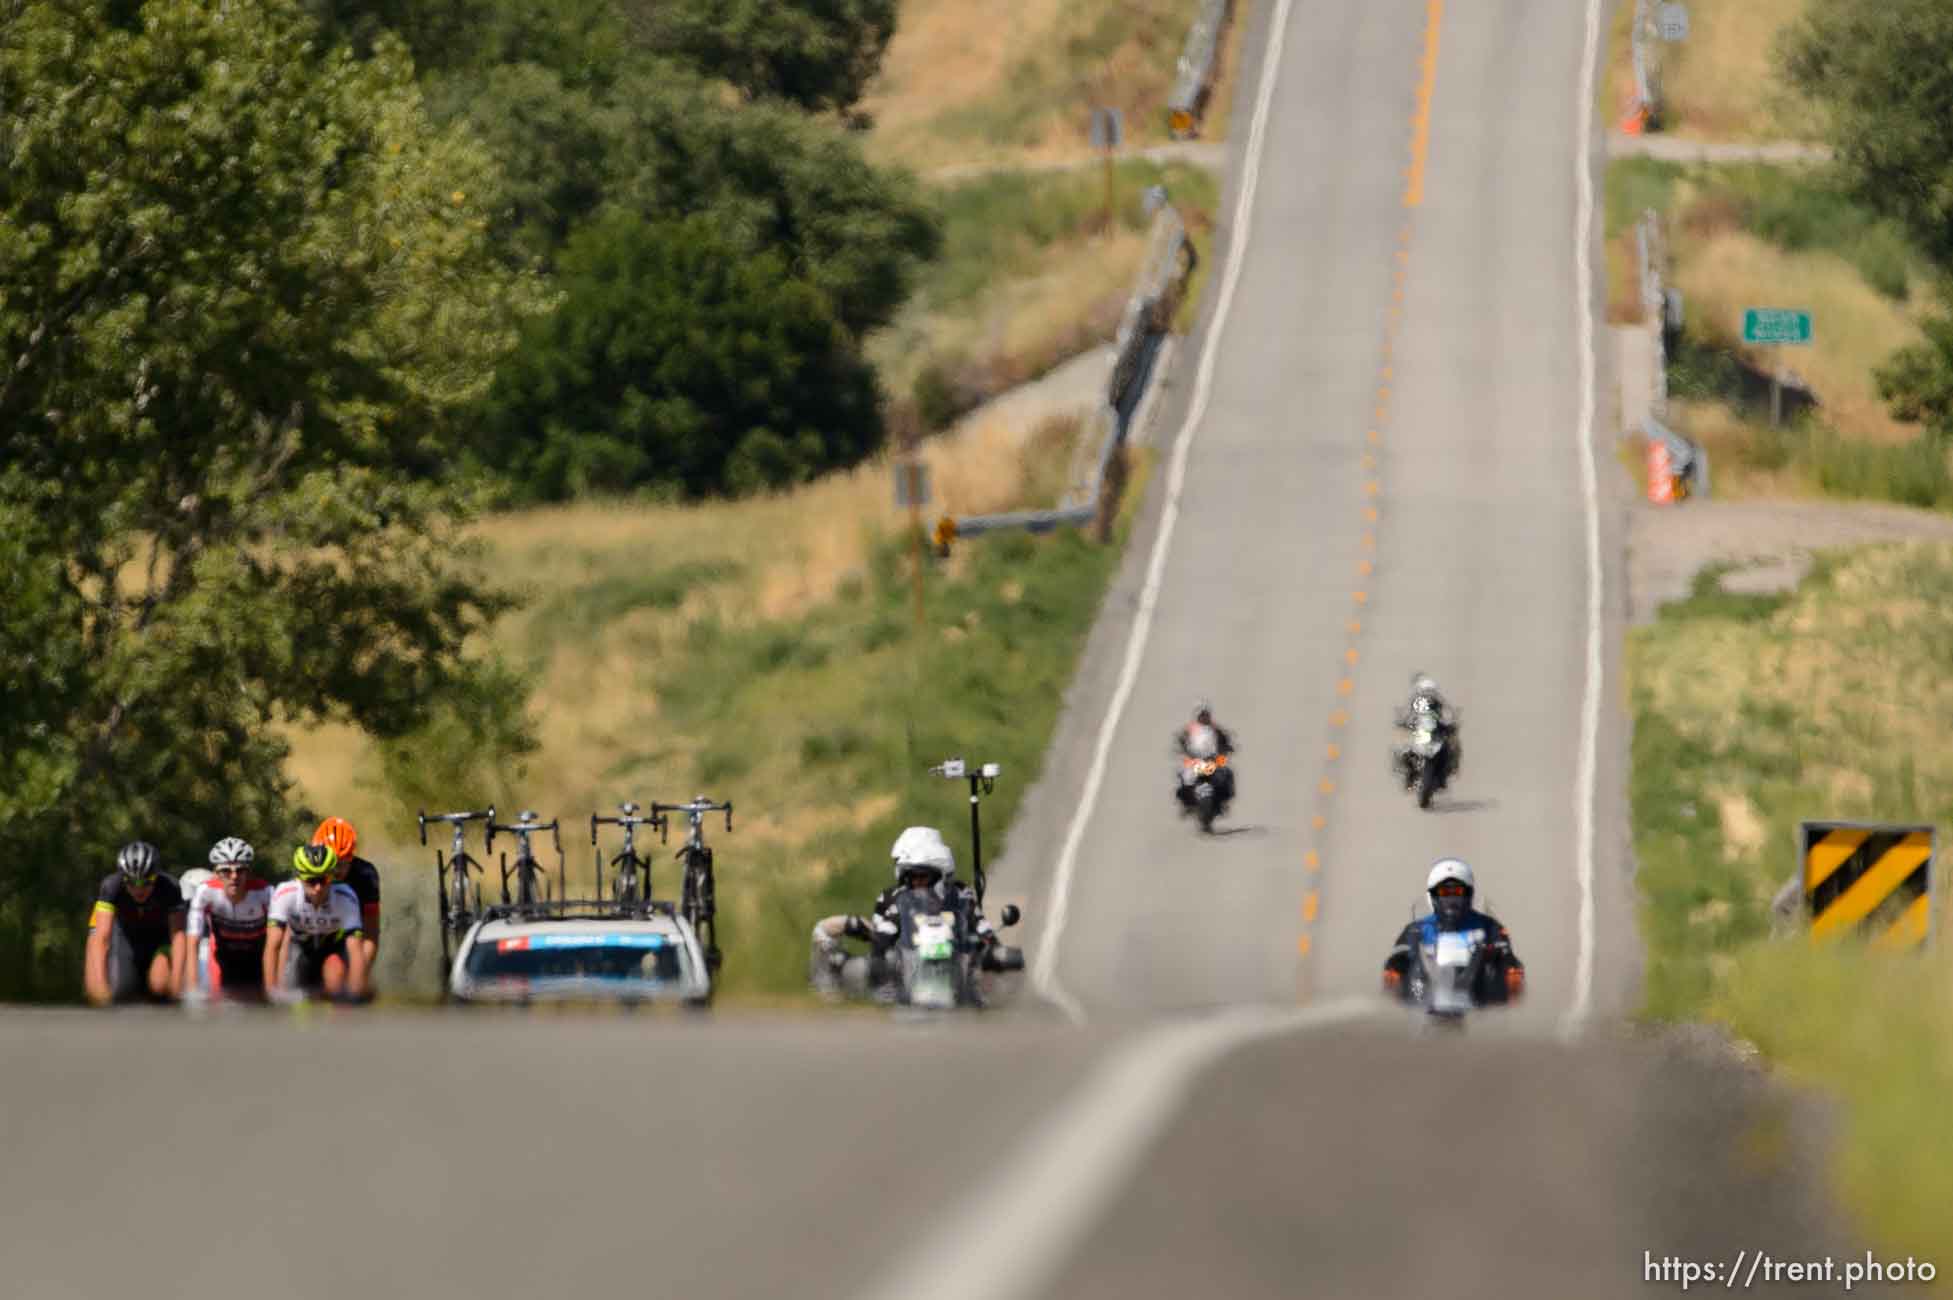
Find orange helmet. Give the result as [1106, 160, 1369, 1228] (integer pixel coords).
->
[312, 816, 358, 860]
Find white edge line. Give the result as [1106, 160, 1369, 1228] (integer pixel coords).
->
[1562, 0, 1604, 1040]
[856, 999, 1375, 1300]
[1032, 0, 1301, 1025]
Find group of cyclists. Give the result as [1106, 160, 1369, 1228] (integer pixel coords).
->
[84, 816, 383, 1006]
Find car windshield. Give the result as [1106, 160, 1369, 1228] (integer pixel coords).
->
[464, 932, 689, 984]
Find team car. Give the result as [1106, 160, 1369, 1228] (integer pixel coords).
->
[447, 900, 713, 1006]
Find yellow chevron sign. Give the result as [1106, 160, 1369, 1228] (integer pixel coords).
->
[1800, 822, 1935, 948]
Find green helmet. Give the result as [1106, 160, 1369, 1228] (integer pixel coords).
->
[293, 842, 338, 880]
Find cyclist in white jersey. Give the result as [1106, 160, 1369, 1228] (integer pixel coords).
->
[265, 843, 369, 1000]
[181, 837, 274, 1001]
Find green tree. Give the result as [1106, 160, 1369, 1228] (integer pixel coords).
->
[1780, 0, 1953, 441]
[483, 212, 883, 500]
[0, 0, 539, 997]
[1778, 0, 1953, 269]
[623, 0, 898, 113]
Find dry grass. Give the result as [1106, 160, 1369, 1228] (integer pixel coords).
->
[860, 0, 1212, 172]
[873, 228, 1146, 399]
[285, 409, 1080, 869]
[1656, 0, 1822, 141]
[1674, 229, 1931, 445]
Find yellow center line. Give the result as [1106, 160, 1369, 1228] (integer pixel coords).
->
[1303, 892, 1320, 923]
[1404, 0, 1444, 207]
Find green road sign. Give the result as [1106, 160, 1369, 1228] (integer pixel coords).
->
[1743, 308, 1812, 344]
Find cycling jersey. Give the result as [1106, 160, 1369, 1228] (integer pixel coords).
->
[336, 857, 382, 932]
[267, 881, 362, 947]
[187, 878, 273, 954]
[90, 873, 185, 953]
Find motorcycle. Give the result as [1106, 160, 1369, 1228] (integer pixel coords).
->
[885, 889, 1024, 1009]
[1392, 709, 1456, 810]
[1403, 919, 1489, 1030]
[1178, 753, 1233, 831]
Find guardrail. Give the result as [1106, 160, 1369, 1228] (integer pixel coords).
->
[1165, 0, 1232, 139]
[1625, 0, 1664, 133]
[949, 205, 1196, 541]
[1636, 208, 1708, 498]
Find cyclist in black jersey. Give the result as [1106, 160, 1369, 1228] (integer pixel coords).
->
[313, 816, 381, 972]
[84, 841, 187, 1005]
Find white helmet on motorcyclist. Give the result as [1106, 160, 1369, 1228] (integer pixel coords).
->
[1411, 672, 1439, 699]
[1426, 857, 1474, 926]
[891, 826, 954, 885]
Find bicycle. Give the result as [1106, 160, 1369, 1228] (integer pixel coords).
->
[591, 801, 666, 904]
[652, 795, 732, 972]
[487, 809, 563, 907]
[419, 805, 494, 970]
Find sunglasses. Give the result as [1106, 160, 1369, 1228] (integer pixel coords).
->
[126, 876, 157, 889]
[215, 866, 249, 879]
[300, 875, 335, 887]
[1433, 883, 1469, 897]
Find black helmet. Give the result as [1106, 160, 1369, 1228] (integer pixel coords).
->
[117, 840, 160, 884]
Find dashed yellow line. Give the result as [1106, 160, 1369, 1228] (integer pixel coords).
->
[1303, 892, 1320, 923]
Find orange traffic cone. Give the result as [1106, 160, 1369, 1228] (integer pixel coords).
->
[1619, 98, 1648, 136]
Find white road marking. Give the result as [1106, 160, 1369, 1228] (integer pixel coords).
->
[856, 999, 1374, 1300]
[1031, 0, 1302, 1025]
[1563, 0, 1605, 1038]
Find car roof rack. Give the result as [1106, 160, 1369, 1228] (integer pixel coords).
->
[478, 898, 680, 925]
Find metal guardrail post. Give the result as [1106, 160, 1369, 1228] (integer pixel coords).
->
[1166, 0, 1232, 138]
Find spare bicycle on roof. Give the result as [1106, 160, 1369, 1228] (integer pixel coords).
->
[649, 795, 733, 973]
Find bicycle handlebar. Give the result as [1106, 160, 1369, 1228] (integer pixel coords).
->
[590, 804, 666, 845]
[650, 798, 733, 840]
[418, 806, 495, 847]
[487, 812, 562, 857]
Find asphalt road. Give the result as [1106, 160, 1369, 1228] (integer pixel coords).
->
[1, 1, 1899, 1298]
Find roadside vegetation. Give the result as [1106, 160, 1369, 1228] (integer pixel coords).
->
[879, 161, 1219, 433]
[1605, 0, 1953, 511]
[859, 0, 1212, 173]
[1606, 0, 1821, 141]
[1628, 544, 1953, 1263]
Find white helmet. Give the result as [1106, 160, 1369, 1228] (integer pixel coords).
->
[178, 867, 216, 896]
[891, 826, 955, 882]
[1426, 857, 1474, 893]
[1412, 673, 1439, 697]
[209, 836, 254, 867]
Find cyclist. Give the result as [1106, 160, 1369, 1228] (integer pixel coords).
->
[264, 844, 370, 1002]
[181, 837, 273, 1002]
[312, 816, 381, 968]
[84, 841, 188, 1005]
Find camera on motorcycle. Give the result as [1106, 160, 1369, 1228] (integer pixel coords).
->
[999, 904, 1021, 927]
[935, 758, 966, 778]
[984, 944, 1026, 973]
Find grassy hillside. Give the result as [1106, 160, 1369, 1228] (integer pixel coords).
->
[1628, 543, 1953, 1259]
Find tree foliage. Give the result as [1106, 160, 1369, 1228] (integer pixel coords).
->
[1780, 0, 1953, 439]
[483, 213, 883, 500]
[623, 0, 898, 113]
[1779, 0, 1953, 270]
[0, 0, 537, 996]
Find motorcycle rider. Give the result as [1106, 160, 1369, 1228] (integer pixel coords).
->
[1382, 858, 1524, 1005]
[809, 827, 997, 996]
[1395, 672, 1461, 789]
[83, 841, 188, 1006]
[1172, 699, 1237, 814]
